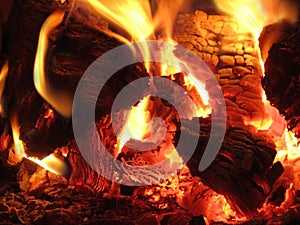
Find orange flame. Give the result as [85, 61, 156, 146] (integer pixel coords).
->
[0, 60, 8, 116]
[34, 10, 73, 118]
[11, 114, 67, 175]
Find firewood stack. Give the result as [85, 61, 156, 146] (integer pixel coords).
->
[0, 0, 289, 223]
[262, 22, 300, 139]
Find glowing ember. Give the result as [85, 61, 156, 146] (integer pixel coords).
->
[11, 114, 67, 175]
[214, 0, 300, 128]
[34, 10, 73, 118]
[0, 60, 8, 116]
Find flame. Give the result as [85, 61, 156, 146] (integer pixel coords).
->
[85, 0, 213, 153]
[275, 129, 300, 162]
[117, 96, 151, 152]
[11, 116, 26, 160]
[152, 0, 183, 38]
[0, 60, 8, 116]
[34, 10, 73, 118]
[86, 0, 153, 41]
[215, 0, 300, 218]
[158, 41, 212, 117]
[183, 75, 212, 117]
[29, 154, 67, 176]
[11, 114, 67, 175]
[214, 0, 298, 39]
[85, 0, 154, 70]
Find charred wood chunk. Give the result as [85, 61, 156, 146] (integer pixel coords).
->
[186, 118, 283, 216]
[262, 22, 300, 138]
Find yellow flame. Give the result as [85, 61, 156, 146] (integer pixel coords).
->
[11, 115, 26, 160]
[184, 75, 212, 117]
[152, 0, 183, 38]
[214, 0, 298, 39]
[85, 0, 154, 70]
[11, 114, 67, 175]
[164, 145, 183, 168]
[85, 0, 188, 72]
[34, 10, 72, 118]
[118, 96, 151, 152]
[29, 154, 67, 175]
[275, 129, 300, 162]
[86, 0, 153, 41]
[159, 41, 212, 118]
[0, 60, 8, 115]
[85, 1, 213, 153]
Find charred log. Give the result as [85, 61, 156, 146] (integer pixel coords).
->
[186, 118, 283, 215]
[94, 101, 283, 216]
[2, 0, 124, 158]
[262, 22, 300, 139]
[173, 10, 284, 215]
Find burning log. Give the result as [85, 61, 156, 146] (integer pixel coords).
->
[186, 118, 283, 215]
[2, 0, 152, 194]
[2, 0, 125, 158]
[173, 10, 283, 215]
[3, 0, 72, 158]
[173, 11, 270, 129]
[262, 22, 300, 139]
